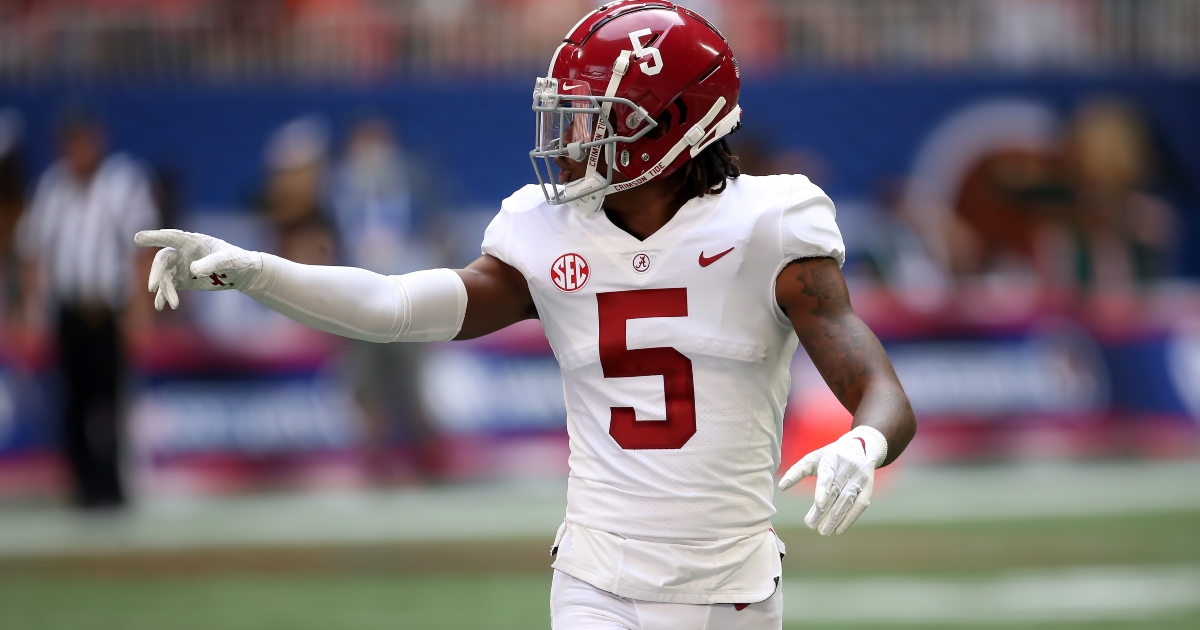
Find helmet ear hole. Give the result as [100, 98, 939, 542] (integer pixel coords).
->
[673, 98, 689, 126]
[648, 111, 671, 139]
[645, 98, 687, 141]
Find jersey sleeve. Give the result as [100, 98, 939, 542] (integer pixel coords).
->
[480, 184, 543, 274]
[780, 176, 845, 267]
[480, 207, 517, 267]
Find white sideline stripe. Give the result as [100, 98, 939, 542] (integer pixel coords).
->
[0, 461, 1198, 557]
[784, 566, 1200, 624]
[774, 460, 1200, 528]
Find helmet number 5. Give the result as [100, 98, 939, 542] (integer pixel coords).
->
[598, 288, 695, 449]
[628, 29, 663, 76]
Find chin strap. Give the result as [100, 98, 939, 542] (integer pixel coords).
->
[586, 51, 630, 182]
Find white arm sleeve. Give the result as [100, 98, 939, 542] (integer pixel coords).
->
[243, 253, 468, 343]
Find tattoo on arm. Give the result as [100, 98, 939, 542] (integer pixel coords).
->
[779, 257, 916, 464]
[787, 259, 878, 404]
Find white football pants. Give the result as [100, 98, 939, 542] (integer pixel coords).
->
[550, 570, 783, 630]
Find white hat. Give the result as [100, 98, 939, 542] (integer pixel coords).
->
[266, 116, 329, 171]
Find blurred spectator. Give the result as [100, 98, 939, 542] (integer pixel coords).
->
[901, 100, 1067, 290]
[909, 96, 1176, 294]
[1064, 98, 1176, 291]
[17, 110, 159, 509]
[0, 110, 26, 322]
[330, 116, 443, 483]
[949, 147, 1070, 283]
[261, 116, 329, 232]
[278, 210, 337, 266]
[330, 116, 437, 274]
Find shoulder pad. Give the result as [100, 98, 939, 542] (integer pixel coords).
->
[500, 184, 550, 215]
[724, 174, 814, 216]
[738, 172, 819, 196]
[785, 174, 826, 204]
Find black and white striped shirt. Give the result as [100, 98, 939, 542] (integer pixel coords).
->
[18, 154, 159, 310]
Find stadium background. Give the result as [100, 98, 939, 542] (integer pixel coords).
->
[1, 0, 1199, 628]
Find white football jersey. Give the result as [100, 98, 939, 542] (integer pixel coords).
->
[481, 174, 844, 604]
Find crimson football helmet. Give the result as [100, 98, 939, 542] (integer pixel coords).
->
[531, 1, 742, 214]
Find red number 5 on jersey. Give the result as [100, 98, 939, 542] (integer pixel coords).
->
[597, 288, 696, 450]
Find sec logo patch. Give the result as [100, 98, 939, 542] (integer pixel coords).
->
[551, 253, 590, 292]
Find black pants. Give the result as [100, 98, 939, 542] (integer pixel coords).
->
[57, 305, 125, 509]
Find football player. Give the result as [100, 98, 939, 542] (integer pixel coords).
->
[135, 2, 915, 628]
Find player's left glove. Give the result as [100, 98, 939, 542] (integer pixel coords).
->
[778, 425, 888, 536]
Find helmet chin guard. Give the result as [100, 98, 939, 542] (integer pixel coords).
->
[529, 1, 743, 215]
[563, 173, 609, 215]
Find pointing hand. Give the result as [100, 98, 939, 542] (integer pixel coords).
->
[134, 229, 262, 310]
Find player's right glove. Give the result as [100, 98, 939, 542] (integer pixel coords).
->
[778, 425, 888, 536]
[134, 229, 263, 311]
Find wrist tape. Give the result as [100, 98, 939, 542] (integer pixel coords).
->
[846, 425, 888, 468]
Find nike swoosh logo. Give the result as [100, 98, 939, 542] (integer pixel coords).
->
[698, 246, 735, 267]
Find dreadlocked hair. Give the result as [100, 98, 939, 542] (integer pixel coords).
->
[676, 138, 740, 199]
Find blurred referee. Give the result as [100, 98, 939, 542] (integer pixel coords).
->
[17, 111, 158, 509]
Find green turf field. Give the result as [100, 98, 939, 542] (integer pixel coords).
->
[2, 571, 1197, 630]
[2, 511, 1197, 629]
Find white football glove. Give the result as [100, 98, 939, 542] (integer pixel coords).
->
[134, 229, 263, 311]
[778, 425, 888, 536]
